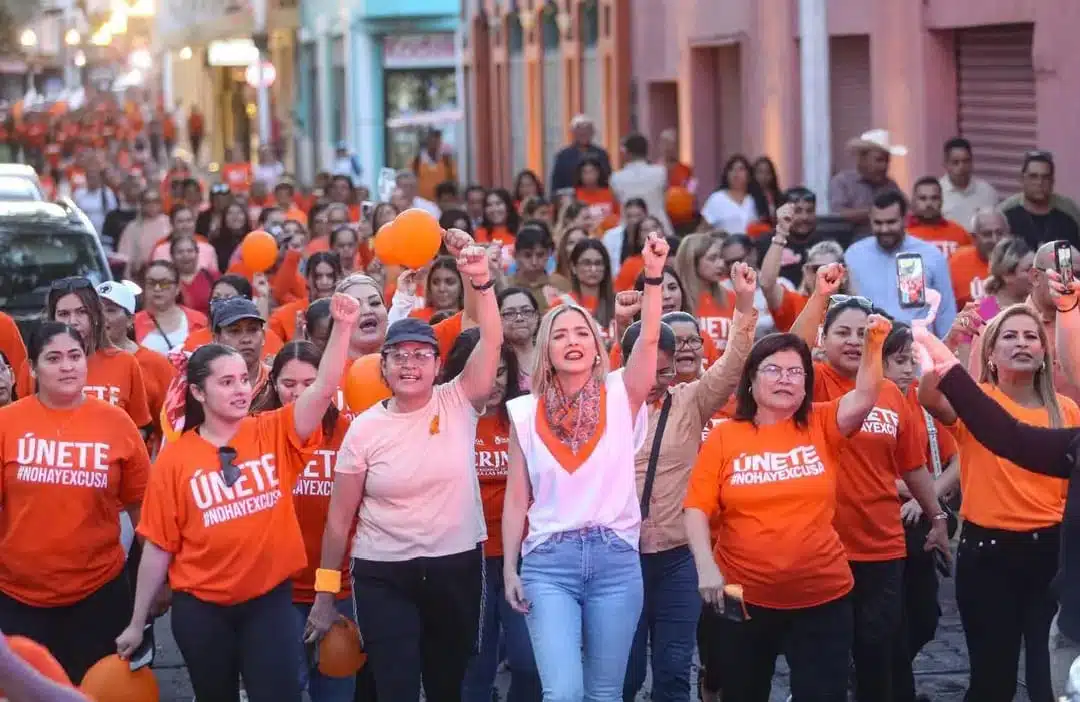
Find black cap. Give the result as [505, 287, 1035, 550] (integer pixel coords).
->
[384, 318, 438, 349]
[620, 321, 676, 360]
[211, 296, 265, 331]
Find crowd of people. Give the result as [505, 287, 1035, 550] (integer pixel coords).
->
[2, 100, 1080, 702]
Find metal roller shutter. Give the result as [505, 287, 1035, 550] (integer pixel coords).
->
[509, 21, 527, 178]
[956, 24, 1036, 194]
[828, 35, 872, 176]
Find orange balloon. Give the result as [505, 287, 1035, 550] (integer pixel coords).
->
[79, 654, 159, 702]
[373, 222, 402, 266]
[318, 617, 367, 678]
[393, 208, 443, 270]
[1, 636, 73, 695]
[239, 230, 279, 273]
[343, 354, 391, 413]
[666, 186, 695, 224]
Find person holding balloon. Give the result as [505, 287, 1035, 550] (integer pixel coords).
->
[115, 292, 362, 702]
[308, 239, 503, 702]
[230, 229, 307, 306]
[0, 631, 89, 702]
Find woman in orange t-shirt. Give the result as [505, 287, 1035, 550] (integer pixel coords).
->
[566, 239, 616, 344]
[441, 328, 541, 700]
[793, 289, 950, 701]
[114, 294, 360, 702]
[251, 341, 359, 701]
[674, 232, 736, 352]
[0, 323, 150, 684]
[408, 256, 464, 323]
[919, 304, 1075, 702]
[574, 157, 620, 232]
[269, 251, 343, 343]
[553, 225, 589, 284]
[475, 188, 521, 245]
[684, 320, 890, 701]
[15, 279, 153, 430]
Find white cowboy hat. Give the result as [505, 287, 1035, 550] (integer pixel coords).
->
[846, 129, 908, 157]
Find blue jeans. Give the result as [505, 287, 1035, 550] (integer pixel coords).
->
[462, 555, 542, 702]
[292, 598, 357, 702]
[623, 545, 701, 702]
[521, 527, 644, 702]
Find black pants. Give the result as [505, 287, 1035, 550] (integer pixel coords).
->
[352, 546, 482, 702]
[892, 521, 942, 702]
[713, 594, 853, 702]
[697, 607, 724, 694]
[850, 559, 905, 702]
[956, 520, 1058, 702]
[171, 580, 302, 702]
[0, 572, 131, 684]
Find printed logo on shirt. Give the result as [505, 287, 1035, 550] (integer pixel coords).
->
[969, 277, 986, 301]
[860, 407, 899, 438]
[84, 385, 122, 405]
[701, 417, 729, 442]
[189, 453, 282, 527]
[294, 449, 337, 498]
[14, 434, 111, 488]
[729, 445, 826, 485]
[476, 447, 510, 478]
[932, 241, 960, 259]
[699, 316, 730, 350]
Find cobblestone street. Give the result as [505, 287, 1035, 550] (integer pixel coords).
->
[149, 578, 1033, 701]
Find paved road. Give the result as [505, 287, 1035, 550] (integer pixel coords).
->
[150, 578, 1031, 701]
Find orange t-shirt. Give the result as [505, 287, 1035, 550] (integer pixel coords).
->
[268, 299, 310, 343]
[948, 245, 990, 308]
[684, 400, 855, 609]
[576, 187, 621, 231]
[813, 363, 924, 561]
[476, 414, 511, 557]
[474, 225, 515, 245]
[904, 383, 958, 469]
[0, 396, 150, 606]
[292, 414, 354, 604]
[220, 163, 252, 193]
[696, 289, 737, 351]
[908, 220, 971, 260]
[668, 162, 693, 188]
[134, 346, 177, 432]
[434, 311, 465, 361]
[137, 404, 321, 605]
[768, 288, 809, 333]
[182, 325, 286, 359]
[16, 348, 152, 428]
[949, 385, 1078, 531]
[614, 256, 645, 293]
[0, 311, 27, 376]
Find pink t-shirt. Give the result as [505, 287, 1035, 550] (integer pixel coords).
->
[335, 378, 487, 561]
[150, 239, 220, 275]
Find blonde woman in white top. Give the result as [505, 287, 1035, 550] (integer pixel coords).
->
[502, 232, 670, 701]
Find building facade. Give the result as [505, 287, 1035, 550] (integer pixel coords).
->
[466, 0, 1080, 199]
[296, 0, 463, 188]
[462, 0, 632, 188]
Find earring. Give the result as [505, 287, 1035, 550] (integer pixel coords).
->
[594, 354, 600, 366]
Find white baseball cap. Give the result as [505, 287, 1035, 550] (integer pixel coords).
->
[96, 280, 142, 315]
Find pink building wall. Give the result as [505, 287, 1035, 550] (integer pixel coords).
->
[630, 0, 1080, 199]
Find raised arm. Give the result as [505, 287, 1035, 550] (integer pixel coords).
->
[789, 263, 845, 349]
[835, 314, 890, 435]
[293, 293, 359, 441]
[456, 245, 504, 408]
[624, 233, 671, 415]
[1051, 272, 1080, 398]
[692, 263, 758, 419]
[758, 203, 794, 310]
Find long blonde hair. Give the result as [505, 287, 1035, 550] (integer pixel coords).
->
[978, 303, 1062, 427]
[531, 303, 610, 397]
[982, 238, 1033, 296]
[674, 232, 725, 316]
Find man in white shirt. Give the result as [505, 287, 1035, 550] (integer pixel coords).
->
[395, 170, 440, 217]
[72, 167, 118, 236]
[331, 141, 363, 180]
[252, 144, 285, 187]
[610, 134, 672, 235]
[939, 136, 998, 231]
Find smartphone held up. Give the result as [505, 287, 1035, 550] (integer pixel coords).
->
[896, 253, 926, 309]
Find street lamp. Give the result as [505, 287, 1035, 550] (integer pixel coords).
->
[64, 28, 81, 46]
[74, 50, 86, 67]
[19, 29, 38, 48]
[179, 46, 193, 60]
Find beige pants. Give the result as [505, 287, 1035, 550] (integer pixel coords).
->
[1049, 610, 1080, 699]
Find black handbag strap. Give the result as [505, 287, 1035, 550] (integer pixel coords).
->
[640, 392, 673, 519]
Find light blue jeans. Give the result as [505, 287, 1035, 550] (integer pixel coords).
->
[521, 527, 644, 702]
[292, 598, 357, 702]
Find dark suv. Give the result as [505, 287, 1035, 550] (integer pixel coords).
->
[0, 199, 112, 336]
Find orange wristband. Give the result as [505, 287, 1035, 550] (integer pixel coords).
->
[314, 568, 342, 594]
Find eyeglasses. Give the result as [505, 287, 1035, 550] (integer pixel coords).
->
[828, 294, 874, 312]
[383, 348, 438, 364]
[757, 364, 806, 382]
[218, 447, 240, 488]
[49, 277, 93, 295]
[675, 335, 704, 350]
[144, 278, 177, 290]
[501, 308, 538, 321]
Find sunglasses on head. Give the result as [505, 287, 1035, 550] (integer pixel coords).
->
[828, 294, 874, 312]
[49, 277, 93, 295]
[218, 447, 240, 488]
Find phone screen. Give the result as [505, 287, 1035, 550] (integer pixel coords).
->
[896, 254, 926, 308]
[1055, 241, 1074, 285]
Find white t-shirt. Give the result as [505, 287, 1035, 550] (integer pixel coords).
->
[140, 314, 189, 355]
[336, 378, 486, 561]
[507, 370, 648, 556]
[73, 186, 119, 234]
[701, 189, 759, 233]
